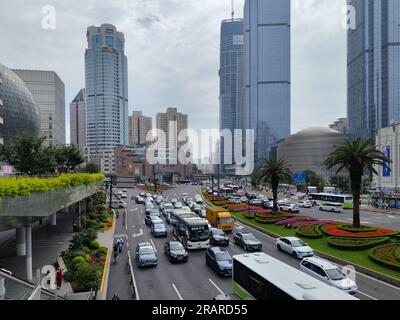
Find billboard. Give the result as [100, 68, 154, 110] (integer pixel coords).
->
[293, 172, 306, 184]
[383, 145, 391, 177]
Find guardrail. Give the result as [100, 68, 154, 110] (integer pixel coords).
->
[127, 251, 139, 300]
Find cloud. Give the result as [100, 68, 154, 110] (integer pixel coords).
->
[0, 0, 347, 145]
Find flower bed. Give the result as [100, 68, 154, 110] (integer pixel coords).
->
[293, 220, 336, 228]
[369, 243, 400, 271]
[327, 237, 391, 250]
[275, 217, 316, 227]
[337, 225, 377, 233]
[296, 224, 323, 239]
[0, 173, 105, 201]
[214, 201, 227, 206]
[254, 212, 293, 224]
[321, 224, 398, 238]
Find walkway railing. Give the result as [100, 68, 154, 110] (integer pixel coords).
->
[126, 251, 139, 300]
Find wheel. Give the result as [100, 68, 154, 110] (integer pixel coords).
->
[277, 244, 282, 251]
[319, 207, 323, 211]
[244, 244, 248, 251]
[331, 209, 335, 213]
[292, 251, 298, 259]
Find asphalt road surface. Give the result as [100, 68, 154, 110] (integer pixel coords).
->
[107, 185, 400, 300]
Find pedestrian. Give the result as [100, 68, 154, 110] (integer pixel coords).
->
[56, 268, 63, 289]
[0, 275, 5, 300]
[112, 294, 120, 300]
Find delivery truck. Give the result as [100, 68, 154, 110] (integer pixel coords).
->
[206, 206, 234, 232]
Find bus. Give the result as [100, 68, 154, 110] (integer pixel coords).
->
[309, 193, 353, 209]
[232, 253, 358, 300]
[171, 209, 210, 250]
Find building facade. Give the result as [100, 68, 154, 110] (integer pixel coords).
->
[113, 145, 146, 177]
[243, 0, 291, 169]
[70, 88, 86, 151]
[12, 69, 65, 146]
[129, 111, 152, 145]
[85, 24, 129, 173]
[348, 0, 400, 141]
[219, 18, 244, 172]
[0, 63, 41, 146]
[329, 118, 349, 136]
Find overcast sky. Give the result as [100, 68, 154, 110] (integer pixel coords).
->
[0, 0, 347, 147]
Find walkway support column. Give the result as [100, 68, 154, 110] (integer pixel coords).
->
[16, 227, 26, 257]
[26, 225, 32, 282]
[50, 212, 57, 226]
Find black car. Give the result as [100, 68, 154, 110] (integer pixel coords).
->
[205, 247, 233, 277]
[233, 232, 262, 251]
[164, 241, 189, 263]
[210, 228, 230, 246]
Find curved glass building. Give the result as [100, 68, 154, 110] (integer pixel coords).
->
[0, 63, 41, 145]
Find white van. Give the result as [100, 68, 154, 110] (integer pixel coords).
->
[319, 202, 342, 213]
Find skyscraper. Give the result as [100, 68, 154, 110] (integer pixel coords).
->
[70, 88, 86, 151]
[12, 69, 65, 146]
[129, 111, 152, 146]
[243, 0, 291, 169]
[85, 24, 129, 172]
[219, 17, 244, 173]
[347, 0, 400, 141]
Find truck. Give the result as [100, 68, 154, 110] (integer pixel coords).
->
[206, 206, 234, 233]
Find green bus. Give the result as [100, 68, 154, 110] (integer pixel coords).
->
[309, 193, 353, 209]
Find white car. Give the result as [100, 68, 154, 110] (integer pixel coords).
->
[300, 257, 358, 295]
[174, 202, 183, 209]
[276, 237, 314, 258]
[121, 193, 127, 199]
[249, 199, 262, 206]
[277, 198, 289, 205]
[280, 203, 300, 214]
[298, 200, 312, 208]
[122, 188, 127, 192]
[319, 203, 342, 213]
[117, 191, 123, 196]
[240, 197, 248, 203]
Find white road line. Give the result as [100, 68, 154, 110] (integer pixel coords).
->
[150, 239, 157, 252]
[357, 291, 378, 300]
[172, 284, 184, 300]
[209, 279, 224, 295]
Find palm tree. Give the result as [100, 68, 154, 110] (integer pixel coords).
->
[325, 138, 389, 228]
[258, 160, 292, 213]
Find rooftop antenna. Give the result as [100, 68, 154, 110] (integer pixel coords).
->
[231, 0, 235, 20]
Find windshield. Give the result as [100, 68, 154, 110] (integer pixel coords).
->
[154, 223, 165, 230]
[212, 229, 225, 236]
[188, 225, 209, 241]
[292, 240, 306, 247]
[215, 252, 232, 261]
[170, 242, 184, 251]
[139, 247, 154, 255]
[164, 204, 173, 210]
[219, 218, 233, 224]
[326, 268, 345, 280]
[242, 234, 257, 241]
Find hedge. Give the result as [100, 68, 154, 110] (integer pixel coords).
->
[0, 173, 105, 201]
[369, 243, 400, 271]
[327, 237, 391, 250]
[296, 224, 323, 239]
[395, 247, 400, 261]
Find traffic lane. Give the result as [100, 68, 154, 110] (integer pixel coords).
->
[230, 220, 400, 300]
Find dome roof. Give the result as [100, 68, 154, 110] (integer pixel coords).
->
[0, 63, 41, 145]
[293, 126, 341, 138]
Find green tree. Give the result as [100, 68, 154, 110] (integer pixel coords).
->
[304, 170, 326, 191]
[53, 145, 84, 173]
[79, 162, 101, 174]
[258, 159, 292, 213]
[0, 134, 56, 175]
[325, 138, 389, 228]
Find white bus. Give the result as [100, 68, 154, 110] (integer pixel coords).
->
[232, 253, 358, 300]
[309, 193, 353, 209]
[171, 210, 210, 250]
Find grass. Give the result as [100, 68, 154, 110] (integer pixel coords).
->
[232, 212, 400, 280]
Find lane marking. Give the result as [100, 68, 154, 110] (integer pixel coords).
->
[172, 284, 184, 300]
[132, 229, 143, 238]
[150, 239, 157, 252]
[209, 279, 224, 295]
[357, 291, 378, 300]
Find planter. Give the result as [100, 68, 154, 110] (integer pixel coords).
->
[296, 224, 323, 239]
[369, 243, 400, 271]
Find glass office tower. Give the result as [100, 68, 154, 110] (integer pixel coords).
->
[244, 0, 291, 169]
[348, 0, 400, 141]
[85, 24, 129, 172]
[219, 18, 244, 173]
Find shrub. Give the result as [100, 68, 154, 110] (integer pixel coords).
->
[73, 264, 101, 293]
[89, 240, 100, 250]
[72, 256, 87, 266]
[327, 237, 391, 250]
[395, 247, 400, 261]
[369, 243, 400, 271]
[69, 228, 97, 251]
[296, 224, 323, 239]
[63, 271, 74, 282]
[96, 247, 108, 258]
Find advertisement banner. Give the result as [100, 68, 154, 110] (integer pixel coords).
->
[383, 145, 391, 177]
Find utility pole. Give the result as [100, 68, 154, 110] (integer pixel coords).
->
[231, 0, 235, 20]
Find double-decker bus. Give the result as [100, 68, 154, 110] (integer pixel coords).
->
[231, 253, 358, 300]
[309, 193, 353, 209]
[171, 209, 210, 250]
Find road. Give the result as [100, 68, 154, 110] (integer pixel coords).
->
[107, 185, 400, 300]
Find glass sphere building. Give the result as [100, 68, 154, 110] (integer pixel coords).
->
[0, 63, 40, 145]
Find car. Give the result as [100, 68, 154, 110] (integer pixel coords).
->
[185, 197, 193, 205]
[277, 198, 290, 205]
[276, 237, 314, 258]
[145, 203, 154, 214]
[205, 247, 233, 277]
[182, 193, 188, 200]
[156, 196, 163, 205]
[171, 198, 178, 205]
[121, 193, 127, 199]
[139, 192, 146, 197]
[319, 203, 343, 213]
[298, 200, 312, 208]
[233, 233, 262, 251]
[210, 228, 230, 246]
[164, 241, 189, 263]
[249, 199, 262, 206]
[146, 193, 152, 198]
[195, 195, 203, 204]
[148, 208, 160, 216]
[300, 257, 358, 295]
[174, 202, 183, 209]
[188, 201, 196, 210]
[120, 201, 127, 208]
[145, 215, 162, 226]
[151, 222, 168, 237]
[280, 203, 300, 214]
[162, 203, 174, 216]
[240, 197, 248, 203]
[122, 188, 127, 192]
[135, 243, 158, 268]
[117, 191, 123, 196]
